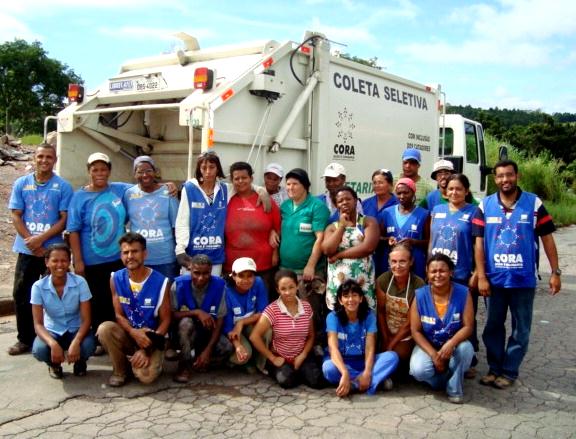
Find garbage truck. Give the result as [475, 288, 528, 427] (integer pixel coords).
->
[54, 31, 489, 198]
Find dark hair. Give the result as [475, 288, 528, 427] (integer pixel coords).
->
[118, 232, 147, 249]
[229, 161, 253, 178]
[285, 168, 311, 192]
[334, 279, 370, 326]
[335, 186, 358, 201]
[274, 269, 298, 287]
[446, 173, 473, 203]
[44, 243, 71, 260]
[195, 151, 225, 182]
[493, 159, 518, 174]
[37, 143, 57, 154]
[371, 168, 393, 185]
[426, 252, 455, 271]
[190, 254, 212, 267]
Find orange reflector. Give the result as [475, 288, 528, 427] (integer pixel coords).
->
[194, 67, 214, 90]
[425, 86, 432, 92]
[208, 128, 214, 147]
[300, 46, 311, 54]
[68, 84, 84, 103]
[221, 89, 234, 102]
[262, 57, 273, 68]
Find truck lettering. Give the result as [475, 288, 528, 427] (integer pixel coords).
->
[383, 86, 428, 110]
[333, 73, 379, 98]
[333, 144, 355, 156]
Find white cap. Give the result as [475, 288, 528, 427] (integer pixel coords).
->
[87, 152, 111, 165]
[431, 159, 455, 179]
[322, 163, 346, 178]
[264, 163, 284, 178]
[231, 257, 257, 273]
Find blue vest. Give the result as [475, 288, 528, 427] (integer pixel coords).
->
[415, 283, 468, 349]
[382, 205, 429, 278]
[425, 190, 445, 211]
[430, 203, 477, 282]
[223, 277, 267, 333]
[184, 181, 228, 264]
[173, 274, 225, 317]
[113, 268, 167, 329]
[483, 192, 538, 288]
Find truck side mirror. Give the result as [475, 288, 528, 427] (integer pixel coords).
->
[498, 145, 508, 160]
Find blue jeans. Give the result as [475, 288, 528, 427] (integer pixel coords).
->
[409, 341, 474, 397]
[482, 287, 535, 380]
[149, 262, 181, 280]
[32, 331, 96, 365]
[322, 351, 399, 395]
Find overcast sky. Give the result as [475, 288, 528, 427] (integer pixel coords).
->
[2, 0, 575, 113]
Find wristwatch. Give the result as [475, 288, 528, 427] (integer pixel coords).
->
[552, 268, 562, 276]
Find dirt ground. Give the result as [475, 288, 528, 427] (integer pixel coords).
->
[0, 161, 32, 292]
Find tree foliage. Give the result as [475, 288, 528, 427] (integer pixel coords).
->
[338, 53, 382, 70]
[0, 39, 82, 135]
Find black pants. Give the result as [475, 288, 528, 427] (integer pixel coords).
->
[85, 260, 124, 331]
[268, 354, 325, 389]
[12, 253, 46, 346]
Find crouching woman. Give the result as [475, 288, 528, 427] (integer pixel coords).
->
[31, 244, 95, 378]
[322, 279, 399, 397]
[409, 253, 474, 404]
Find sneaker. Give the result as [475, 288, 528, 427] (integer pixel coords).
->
[383, 378, 394, 391]
[107, 374, 127, 387]
[448, 395, 464, 404]
[93, 345, 106, 356]
[464, 367, 477, 380]
[73, 359, 87, 377]
[479, 373, 498, 386]
[49, 364, 64, 379]
[493, 376, 514, 389]
[8, 341, 30, 356]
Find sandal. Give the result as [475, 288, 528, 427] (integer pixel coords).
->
[493, 376, 514, 389]
[479, 373, 498, 386]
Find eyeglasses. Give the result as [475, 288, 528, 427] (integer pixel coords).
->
[135, 169, 155, 176]
[390, 260, 410, 267]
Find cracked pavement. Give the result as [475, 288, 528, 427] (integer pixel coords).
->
[1, 227, 575, 438]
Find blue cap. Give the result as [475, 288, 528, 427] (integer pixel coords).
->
[402, 148, 421, 163]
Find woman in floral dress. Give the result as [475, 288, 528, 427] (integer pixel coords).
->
[322, 187, 379, 310]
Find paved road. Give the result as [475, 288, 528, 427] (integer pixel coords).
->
[1, 227, 575, 438]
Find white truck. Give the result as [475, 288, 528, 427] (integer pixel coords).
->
[54, 31, 489, 197]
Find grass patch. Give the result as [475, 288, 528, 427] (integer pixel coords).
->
[20, 134, 43, 146]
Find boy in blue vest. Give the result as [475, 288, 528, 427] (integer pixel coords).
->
[171, 254, 232, 383]
[97, 232, 171, 387]
[472, 159, 561, 390]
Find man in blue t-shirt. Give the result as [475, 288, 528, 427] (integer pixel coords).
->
[472, 159, 561, 390]
[8, 143, 73, 356]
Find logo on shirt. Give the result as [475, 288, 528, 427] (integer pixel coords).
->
[210, 305, 216, 313]
[461, 214, 470, 222]
[299, 223, 312, 233]
[190, 202, 205, 209]
[134, 228, 164, 240]
[494, 253, 524, 268]
[26, 222, 51, 233]
[144, 298, 152, 306]
[337, 332, 347, 340]
[434, 212, 447, 219]
[233, 307, 242, 315]
[128, 193, 143, 200]
[387, 226, 396, 233]
[411, 224, 418, 231]
[421, 316, 436, 325]
[486, 216, 502, 224]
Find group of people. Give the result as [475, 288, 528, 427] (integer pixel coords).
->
[8, 143, 562, 403]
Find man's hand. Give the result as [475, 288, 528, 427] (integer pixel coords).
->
[478, 276, 491, 297]
[550, 274, 561, 296]
[131, 328, 152, 349]
[51, 343, 65, 365]
[302, 264, 315, 281]
[193, 348, 211, 371]
[73, 260, 86, 278]
[24, 235, 44, 252]
[196, 310, 215, 330]
[67, 340, 81, 364]
[129, 349, 150, 369]
[336, 372, 351, 398]
[165, 182, 179, 198]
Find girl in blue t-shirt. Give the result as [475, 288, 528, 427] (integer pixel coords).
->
[322, 279, 399, 397]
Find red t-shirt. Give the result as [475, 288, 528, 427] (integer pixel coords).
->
[263, 299, 313, 362]
[224, 192, 281, 272]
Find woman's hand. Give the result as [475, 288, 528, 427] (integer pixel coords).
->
[336, 372, 352, 397]
[432, 352, 448, 373]
[129, 349, 150, 369]
[437, 340, 455, 361]
[293, 352, 306, 370]
[235, 344, 249, 363]
[51, 343, 65, 365]
[271, 355, 285, 368]
[67, 340, 81, 364]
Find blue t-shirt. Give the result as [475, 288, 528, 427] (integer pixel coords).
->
[9, 173, 73, 255]
[67, 183, 130, 266]
[124, 184, 179, 265]
[30, 273, 92, 335]
[223, 277, 268, 333]
[326, 310, 377, 359]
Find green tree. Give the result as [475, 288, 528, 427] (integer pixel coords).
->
[0, 39, 82, 135]
[338, 53, 382, 70]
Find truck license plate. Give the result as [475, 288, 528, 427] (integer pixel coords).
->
[109, 75, 164, 92]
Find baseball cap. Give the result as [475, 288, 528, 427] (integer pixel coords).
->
[133, 155, 156, 172]
[395, 177, 417, 193]
[322, 163, 346, 178]
[87, 152, 111, 166]
[264, 163, 284, 178]
[430, 159, 455, 179]
[231, 257, 257, 274]
[402, 149, 421, 164]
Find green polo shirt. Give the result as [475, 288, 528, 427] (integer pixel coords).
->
[279, 194, 330, 272]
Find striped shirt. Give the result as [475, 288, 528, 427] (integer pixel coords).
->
[263, 298, 313, 362]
